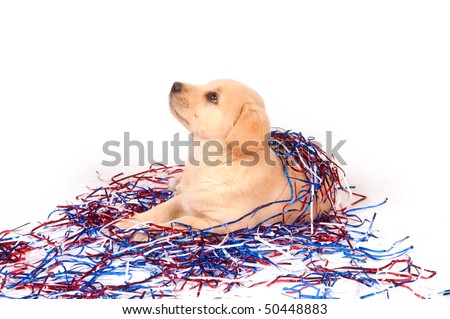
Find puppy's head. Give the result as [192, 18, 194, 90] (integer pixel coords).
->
[169, 79, 269, 150]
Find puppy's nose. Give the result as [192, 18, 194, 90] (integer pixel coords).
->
[171, 81, 183, 93]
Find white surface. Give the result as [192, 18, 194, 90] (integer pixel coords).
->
[0, 0, 449, 298]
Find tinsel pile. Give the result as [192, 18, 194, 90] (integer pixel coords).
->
[0, 130, 443, 299]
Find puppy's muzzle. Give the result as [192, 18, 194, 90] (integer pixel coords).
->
[169, 82, 189, 122]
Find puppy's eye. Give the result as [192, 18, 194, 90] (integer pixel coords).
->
[206, 92, 218, 104]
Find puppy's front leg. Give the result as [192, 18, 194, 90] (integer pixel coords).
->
[116, 196, 183, 229]
[160, 215, 217, 232]
[167, 173, 183, 195]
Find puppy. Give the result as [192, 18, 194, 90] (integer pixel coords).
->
[118, 80, 332, 234]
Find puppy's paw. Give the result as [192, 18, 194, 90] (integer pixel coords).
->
[115, 218, 141, 230]
[114, 218, 149, 242]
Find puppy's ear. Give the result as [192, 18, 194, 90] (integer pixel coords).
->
[225, 102, 270, 155]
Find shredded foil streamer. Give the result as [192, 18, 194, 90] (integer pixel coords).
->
[0, 130, 440, 299]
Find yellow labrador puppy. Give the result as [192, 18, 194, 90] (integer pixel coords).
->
[118, 80, 332, 233]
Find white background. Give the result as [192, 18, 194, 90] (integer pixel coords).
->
[1, 0, 449, 300]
